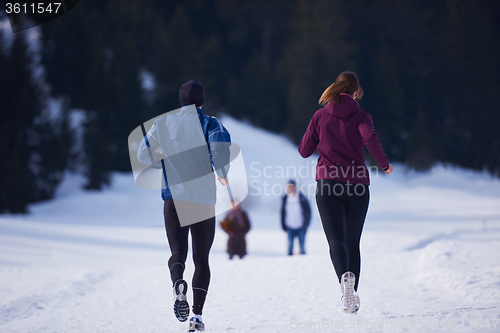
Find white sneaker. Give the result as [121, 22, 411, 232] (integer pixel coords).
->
[187, 317, 205, 332]
[340, 272, 360, 314]
[173, 279, 190, 322]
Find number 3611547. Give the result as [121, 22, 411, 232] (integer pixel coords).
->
[5, 3, 62, 14]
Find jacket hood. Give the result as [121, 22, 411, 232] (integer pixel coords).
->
[325, 93, 359, 118]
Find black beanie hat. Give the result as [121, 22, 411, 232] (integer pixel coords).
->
[179, 80, 205, 106]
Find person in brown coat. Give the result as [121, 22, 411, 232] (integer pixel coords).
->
[220, 203, 251, 259]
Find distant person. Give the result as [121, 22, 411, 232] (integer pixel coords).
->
[137, 80, 231, 332]
[281, 180, 311, 255]
[299, 71, 393, 314]
[220, 202, 251, 259]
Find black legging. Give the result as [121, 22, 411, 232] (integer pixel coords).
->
[164, 199, 215, 315]
[315, 179, 369, 291]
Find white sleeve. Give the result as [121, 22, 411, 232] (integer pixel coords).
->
[137, 123, 164, 169]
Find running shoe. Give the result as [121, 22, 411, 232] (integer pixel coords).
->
[340, 271, 360, 314]
[173, 279, 190, 322]
[187, 317, 205, 332]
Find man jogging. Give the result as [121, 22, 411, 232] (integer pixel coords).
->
[137, 80, 231, 332]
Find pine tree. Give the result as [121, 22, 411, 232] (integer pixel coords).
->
[0, 32, 69, 212]
[42, 0, 152, 189]
[0, 34, 38, 212]
[36, 0, 500, 179]
[439, 0, 500, 174]
[282, 0, 356, 141]
[406, 105, 434, 171]
[31, 98, 72, 199]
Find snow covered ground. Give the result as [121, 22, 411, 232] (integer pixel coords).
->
[1, 116, 500, 332]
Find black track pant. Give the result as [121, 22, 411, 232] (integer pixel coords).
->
[315, 180, 369, 291]
[164, 199, 215, 315]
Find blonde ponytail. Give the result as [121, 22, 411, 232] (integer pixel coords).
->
[319, 81, 350, 106]
[318, 71, 363, 106]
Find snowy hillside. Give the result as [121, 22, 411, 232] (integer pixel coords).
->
[1, 116, 500, 332]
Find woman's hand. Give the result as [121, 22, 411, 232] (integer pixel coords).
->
[218, 176, 229, 186]
[384, 164, 394, 175]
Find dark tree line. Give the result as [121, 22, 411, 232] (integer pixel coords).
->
[1, 0, 499, 212]
[0, 26, 71, 213]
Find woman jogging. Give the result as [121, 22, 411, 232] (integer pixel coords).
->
[298, 71, 393, 314]
[137, 80, 231, 332]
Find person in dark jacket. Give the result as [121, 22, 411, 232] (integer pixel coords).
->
[281, 180, 311, 255]
[221, 202, 251, 259]
[299, 71, 393, 314]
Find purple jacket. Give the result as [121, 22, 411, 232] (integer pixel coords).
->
[298, 93, 389, 185]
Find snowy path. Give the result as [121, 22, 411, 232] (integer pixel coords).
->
[2, 117, 500, 332]
[1, 217, 499, 332]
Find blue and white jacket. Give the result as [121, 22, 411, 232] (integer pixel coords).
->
[137, 106, 231, 200]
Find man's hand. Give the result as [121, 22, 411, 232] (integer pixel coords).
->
[218, 176, 229, 186]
